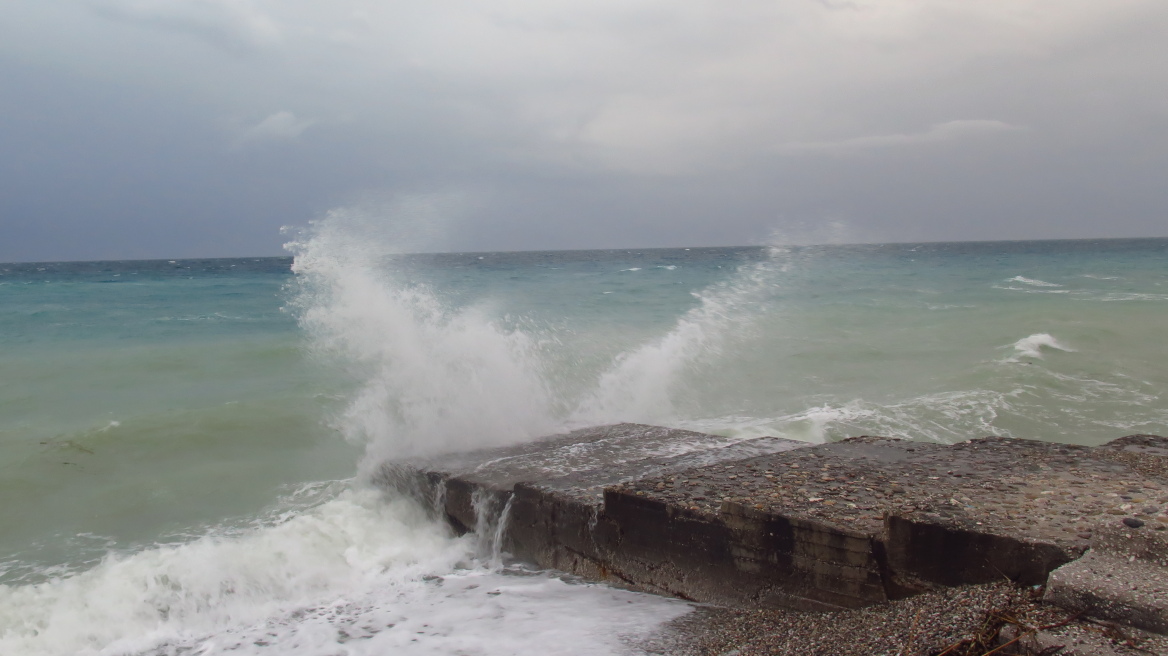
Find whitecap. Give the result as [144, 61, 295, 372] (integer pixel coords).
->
[1007, 276, 1061, 287]
[1007, 333, 1074, 360]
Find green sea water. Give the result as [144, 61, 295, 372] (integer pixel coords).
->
[0, 236, 1165, 655]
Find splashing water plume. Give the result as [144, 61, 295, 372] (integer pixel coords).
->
[572, 248, 790, 425]
[286, 208, 558, 462]
[287, 209, 796, 459]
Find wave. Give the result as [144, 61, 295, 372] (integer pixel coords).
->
[286, 210, 793, 461]
[675, 388, 1012, 445]
[0, 488, 455, 655]
[1007, 276, 1061, 287]
[0, 487, 685, 656]
[993, 285, 1071, 294]
[1007, 333, 1074, 360]
[1095, 292, 1168, 302]
[286, 213, 558, 462]
[570, 248, 788, 426]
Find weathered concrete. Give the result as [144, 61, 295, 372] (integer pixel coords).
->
[374, 423, 810, 595]
[376, 424, 1168, 625]
[1094, 433, 1168, 479]
[997, 620, 1167, 656]
[1045, 520, 1168, 635]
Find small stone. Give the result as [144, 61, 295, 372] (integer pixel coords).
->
[1077, 532, 1093, 540]
[1123, 517, 1145, 529]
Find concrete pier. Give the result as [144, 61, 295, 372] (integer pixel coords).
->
[375, 424, 1168, 636]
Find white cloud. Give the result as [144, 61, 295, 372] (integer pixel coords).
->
[781, 120, 1026, 155]
[238, 111, 315, 143]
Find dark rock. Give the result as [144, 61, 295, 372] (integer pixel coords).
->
[1125, 518, 1147, 529]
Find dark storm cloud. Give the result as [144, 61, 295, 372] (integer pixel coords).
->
[0, 0, 1165, 261]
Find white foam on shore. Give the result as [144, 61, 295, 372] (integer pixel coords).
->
[0, 488, 687, 656]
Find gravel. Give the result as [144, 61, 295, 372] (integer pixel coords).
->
[634, 583, 1168, 656]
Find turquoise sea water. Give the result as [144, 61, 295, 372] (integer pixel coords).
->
[1, 235, 1165, 654]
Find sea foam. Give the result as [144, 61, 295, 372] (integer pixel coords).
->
[0, 488, 685, 656]
[1007, 276, 1062, 287]
[1008, 333, 1074, 360]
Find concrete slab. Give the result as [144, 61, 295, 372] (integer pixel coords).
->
[1045, 520, 1168, 635]
[376, 425, 1168, 623]
[620, 435, 1168, 592]
[1095, 434, 1168, 479]
[374, 423, 811, 599]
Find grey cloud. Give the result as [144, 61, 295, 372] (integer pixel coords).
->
[86, 0, 280, 53]
[782, 120, 1026, 155]
[1, 0, 1166, 261]
[238, 111, 316, 144]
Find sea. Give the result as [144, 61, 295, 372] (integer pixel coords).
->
[1, 224, 1166, 655]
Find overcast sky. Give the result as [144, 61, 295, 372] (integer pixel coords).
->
[2, 0, 1166, 261]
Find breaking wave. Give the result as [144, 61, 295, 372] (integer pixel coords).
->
[1007, 333, 1074, 360]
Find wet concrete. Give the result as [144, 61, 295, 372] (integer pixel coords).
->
[376, 424, 1168, 632]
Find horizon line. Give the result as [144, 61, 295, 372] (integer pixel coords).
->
[3, 235, 1167, 267]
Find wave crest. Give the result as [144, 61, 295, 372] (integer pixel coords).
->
[1008, 333, 1074, 360]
